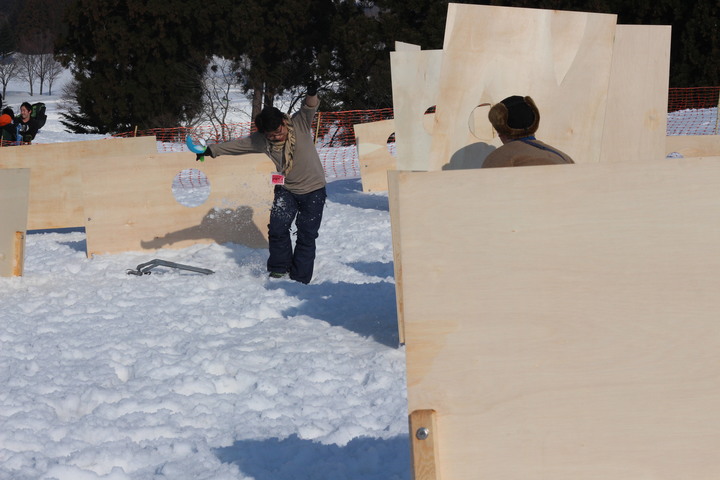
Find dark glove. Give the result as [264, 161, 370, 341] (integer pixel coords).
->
[195, 145, 211, 162]
[306, 81, 318, 96]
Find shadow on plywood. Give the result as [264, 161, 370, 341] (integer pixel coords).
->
[140, 206, 267, 250]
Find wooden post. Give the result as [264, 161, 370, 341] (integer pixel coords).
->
[314, 112, 321, 145]
[12, 231, 25, 276]
[409, 409, 440, 480]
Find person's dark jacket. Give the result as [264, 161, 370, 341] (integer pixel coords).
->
[15, 116, 39, 143]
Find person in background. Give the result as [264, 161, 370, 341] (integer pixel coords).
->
[15, 101, 39, 143]
[199, 84, 327, 284]
[482, 95, 574, 168]
[0, 107, 15, 143]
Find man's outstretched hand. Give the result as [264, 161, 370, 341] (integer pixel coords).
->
[306, 81, 319, 96]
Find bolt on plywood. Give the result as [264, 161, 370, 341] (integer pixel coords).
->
[390, 159, 720, 480]
[81, 152, 274, 257]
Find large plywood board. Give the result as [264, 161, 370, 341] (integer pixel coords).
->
[390, 48, 443, 171]
[0, 136, 158, 229]
[0, 168, 30, 277]
[390, 160, 720, 480]
[666, 134, 720, 157]
[354, 119, 396, 192]
[430, 5, 617, 169]
[82, 152, 274, 256]
[600, 25, 671, 162]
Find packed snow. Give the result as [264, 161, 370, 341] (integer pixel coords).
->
[1, 75, 409, 479]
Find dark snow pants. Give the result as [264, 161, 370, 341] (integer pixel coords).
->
[267, 186, 327, 284]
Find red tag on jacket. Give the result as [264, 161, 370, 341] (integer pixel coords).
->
[271, 173, 285, 185]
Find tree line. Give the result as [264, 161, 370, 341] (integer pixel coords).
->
[0, 0, 69, 101]
[1, 0, 717, 134]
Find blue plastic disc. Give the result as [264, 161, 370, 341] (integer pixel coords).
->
[186, 135, 207, 154]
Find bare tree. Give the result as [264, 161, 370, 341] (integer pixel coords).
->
[34, 53, 61, 95]
[45, 57, 64, 95]
[15, 53, 38, 96]
[16, 28, 55, 96]
[0, 55, 19, 100]
[203, 58, 235, 125]
[194, 57, 251, 139]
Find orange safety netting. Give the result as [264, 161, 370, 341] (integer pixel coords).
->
[667, 86, 720, 111]
[112, 88, 720, 168]
[4, 88, 720, 169]
[666, 86, 720, 136]
[112, 108, 394, 179]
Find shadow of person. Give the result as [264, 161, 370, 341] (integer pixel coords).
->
[266, 263, 400, 348]
[325, 178, 389, 211]
[140, 206, 268, 249]
[442, 141, 496, 170]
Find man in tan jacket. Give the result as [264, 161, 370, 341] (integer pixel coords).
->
[204, 87, 326, 284]
[482, 95, 574, 168]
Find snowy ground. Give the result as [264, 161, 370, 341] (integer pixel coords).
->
[1, 75, 409, 480]
[2, 69, 716, 480]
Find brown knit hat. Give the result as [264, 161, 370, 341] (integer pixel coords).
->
[488, 95, 540, 139]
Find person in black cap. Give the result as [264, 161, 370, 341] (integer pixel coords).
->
[199, 85, 326, 284]
[482, 95, 574, 168]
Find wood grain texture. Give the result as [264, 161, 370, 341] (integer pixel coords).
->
[409, 410, 441, 480]
[82, 152, 274, 256]
[430, 5, 617, 169]
[390, 48, 443, 171]
[666, 135, 720, 157]
[354, 119, 397, 192]
[392, 160, 720, 479]
[600, 25, 671, 163]
[0, 137, 158, 229]
[0, 168, 30, 277]
[12, 231, 25, 276]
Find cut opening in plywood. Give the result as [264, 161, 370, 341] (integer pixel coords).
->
[386, 132, 397, 157]
[468, 102, 493, 141]
[422, 105, 436, 135]
[172, 168, 211, 208]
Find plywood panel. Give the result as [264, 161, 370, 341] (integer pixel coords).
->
[430, 5, 617, 169]
[394, 41, 421, 52]
[390, 160, 720, 480]
[0, 168, 30, 277]
[0, 136, 158, 229]
[390, 48, 443, 171]
[386, 170, 405, 344]
[353, 119, 396, 192]
[600, 25, 671, 162]
[82, 152, 274, 256]
[666, 135, 720, 157]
